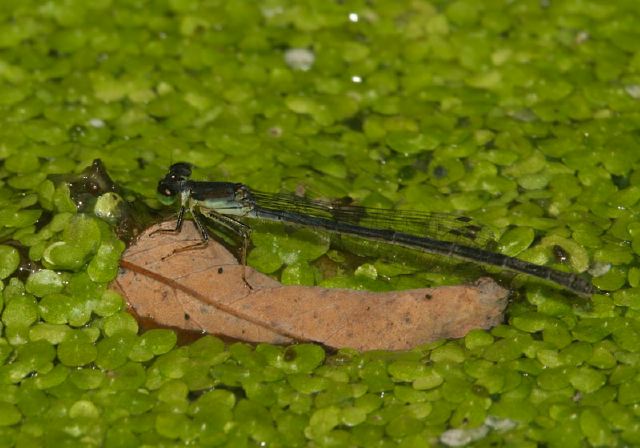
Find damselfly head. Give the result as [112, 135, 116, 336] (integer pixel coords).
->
[157, 162, 192, 204]
[168, 162, 192, 179]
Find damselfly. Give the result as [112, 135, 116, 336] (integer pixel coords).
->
[156, 163, 594, 295]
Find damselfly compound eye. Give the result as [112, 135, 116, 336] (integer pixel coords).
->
[169, 162, 192, 179]
[157, 180, 179, 197]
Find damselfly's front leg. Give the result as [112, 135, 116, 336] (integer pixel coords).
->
[150, 204, 187, 237]
[150, 205, 212, 258]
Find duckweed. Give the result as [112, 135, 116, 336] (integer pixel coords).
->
[56, 338, 97, 367]
[0, 246, 19, 280]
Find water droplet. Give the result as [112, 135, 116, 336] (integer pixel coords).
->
[625, 85, 640, 99]
[284, 48, 315, 71]
[88, 118, 105, 128]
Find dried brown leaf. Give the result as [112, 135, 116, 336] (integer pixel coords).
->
[111, 221, 509, 350]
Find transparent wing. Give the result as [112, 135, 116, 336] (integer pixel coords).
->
[248, 190, 496, 250]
